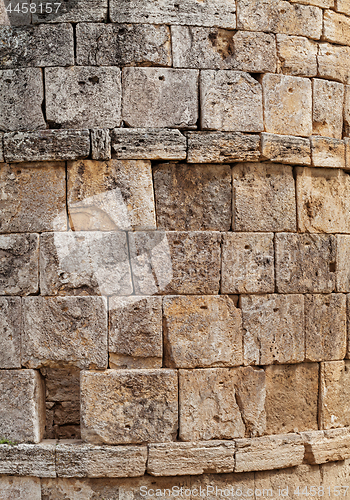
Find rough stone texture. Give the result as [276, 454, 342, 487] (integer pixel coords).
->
[320, 361, 350, 429]
[336, 236, 350, 292]
[122, 68, 198, 129]
[337, 0, 350, 14]
[45, 66, 121, 129]
[22, 296, 108, 370]
[255, 465, 322, 496]
[0, 477, 41, 500]
[76, 23, 171, 67]
[324, 10, 350, 46]
[265, 363, 319, 434]
[179, 367, 266, 441]
[221, 233, 275, 294]
[0, 133, 3, 162]
[290, 0, 333, 5]
[0, 233, 39, 296]
[191, 473, 255, 499]
[232, 162, 296, 232]
[187, 131, 260, 163]
[0, 297, 21, 368]
[40, 232, 132, 296]
[81, 369, 178, 445]
[261, 133, 311, 165]
[318, 43, 350, 85]
[345, 137, 350, 169]
[0, 370, 45, 444]
[129, 231, 221, 295]
[153, 163, 231, 231]
[0, 1, 9, 25]
[262, 74, 312, 137]
[0, 442, 56, 477]
[276, 34, 318, 77]
[109, 296, 162, 369]
[275, 233, 336, 293]
[163, 295, 243, 368]
[303, 428, 350, 464]
[343, 85, 350, 137]
[241, 294, 304, 366]
[42, 366, 80, 403]
[311, 137, 345, 168]
[313, 79, 344, 139]
[0, 68, 45, 132]
[90, 130, 111, 161]
[32, 0, 108, 23]
[200, 70, 263, 132]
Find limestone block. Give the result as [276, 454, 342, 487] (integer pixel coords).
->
[336, 236, 350, 292]
[276, 34, 318, 77]
[109, 296, 162, 369]
[322, 457, 350, 490]
[0, 233, 39, 296]
[122, 68, 198, 128]
[0, 442, 56, 477]
[32, 0, 107, 23]
[81, 369, 178, 444]
[0, 370, 45, 444]
[111, 129, 187, 160]
[346, 138, 350, 170]
[42, 366, 80, 402]
[0, 162, 66, 233]
[0, 297, 21, 368]
[129, 231, 221, 295]
[0, 68, 45, 131]
[318, 43, 350, 85]
[148, 441, 235, 476]
[310, 137, 345, 168]
[324, 10, 350, 46]
[45, 66, 121, 129]
[265, 363, 319, 434]
[153, 163, 232, 231]
[303, 428, 350, 464]
[163, 295, 243, 368]
[261, 133, 311, 165]
[336, 0, 350, 15]
[76, 23, 171, 67]
[187, 131, 260, 163]
[275, 233, 336, 293]
[0, 477, 41, 500]
[343, 85, 350, 136]
[320, 361, 350, 429]
[200, 70, 263, 132]
[313, 79, 344, 139]
[221, 233, 275, 294]
[179, 367, 266, 441]
[262, 74, 312, 137]
[255, 465, 321, 496]
[233, 162, 296, 232]
[90, 130, 111, 161]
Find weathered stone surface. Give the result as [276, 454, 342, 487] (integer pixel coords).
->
[276, 34, 318, 77]
[255, 465, 321, 495]
[336, 0, 350, 15]
[179, 367, 266, 441]
[320, 361, 350, 429]
[4, 130, 90, 162]
[200, 70, 263, 132]
[191, 473, 255, 499]
[68, 159, 156, 231]
[262, 74, 312, 136]
[2, 0, 30, 25]
[0, 441, 56, 477]
[187, 131, 260, 163]
[290, 0, 333, 5]
[336, 236, 350, 292]
[265, 363, 319, 434]
[42, 367, 80, 403]
[0, 297, 21, 368]
[32, 0, 107, 23]
[313, 80, 344, 139]
[221, 233, 275, 294]
[22, 296, 107, 369]
[122, 68, 198, 128]
[275, 233, 336, 293]
[45, 66, 121, 129]
[90, 130, 111, 161]
[163, 295, 243, 368]
[0, 370, 45, 444]
[232, 162, 296, 232]
[154, 163, 231, 231]
[0, 477, 41, 500]
[311, 136, 345, 168]
[76, 23, 171, 67]
[0, 133, 3, 162]
[109, 296, 162, 369]
[81, 369, 178, 444]
[129, 231, 221, 295]
[261, 133, 311, 165]
[324, 10, 350, 46]
[0, 1, 10, 25]
[343, 85, 350, 137]
[0, 24, 74, 69]
[111, 129, 186, 160]
[318, 43, 350, 85]
[235, 434, 304, 473]
[303, 428, 350, 464]
[46, 402, 80, 440]
[345, 137, 350, 169]
[0, 68, 45, 131]
[0, 233, 39, 296]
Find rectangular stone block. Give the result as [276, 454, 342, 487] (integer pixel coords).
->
[90, 129, 111, 161]
[0, 370, 45, 444]
[0, 441, 56, 477]
[320, 361, 350, 429]
[344, 85, 350, 137]
[336, 0, 350, 15]
[313, 80, 344, 139]
[32, 0, 107, 23]
[0, 297, 21, 368]
[318, 42, 350, 85]
[122, 68, 198, 129]
[311, 137, 345, 168]
[200, 70, 263, 132]
[0, 477, 41, 500]
[42, 366, 80, 402]
[221, 233, 275, 294]
[276, 34, 318, 77]
[261, 133, 311, 165]
[290, 0, 333, 5]
[22, 296, 108, 369]
[336, 236, 350, 292]
[81, 369, 178, 444]
[275, 233, 336, 293]
[346, 137, 350, 169]
[303, 428, 350, 464]
[324, 10, 350, 46]
[255, 464, 321, 495]
[109, 296, 162, 369]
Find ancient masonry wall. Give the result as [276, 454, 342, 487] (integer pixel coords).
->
[3, 0, 350, 497]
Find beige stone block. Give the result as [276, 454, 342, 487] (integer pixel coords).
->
[255, 465, 321, 498]
[200, 70, 263, 132]
[221, 232, 275, 294]
[261, 133, 311, 165]
[0, 297, 21, 368]
[265, 363, 319, 434]
[324, 10, 350, 46]
[0, 441, 56, 477]
[179, 367, 266, 441]
[275, 233, 336, 293]
[318, 43, 350, 85]
[313, 79, 344, 139]
[81, 369, 178, 444]
[346, 138, 350, 168]
[321, 457, 350, 492]
[262, 74, 312, 137]
[343, 85, 350, 136]
[163, 295, 243, 368]
[109, 296, 162, 369]
[336, 236, 350, 292]
[311, 137, 345, 168]
[277, 35, 318, 77]
[233, 162, 296, 232]
[320, 361, 350, 429]
[288, 0, 333, 6]
[336, 0, 350, 15]
[303, 428, 350, 464]
[0, 477, 41, 500]
[190, 473, 255, 500]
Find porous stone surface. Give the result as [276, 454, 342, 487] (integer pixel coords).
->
[90, 130, 111, 161]
[318, 43, 350, 85]
[311, 137, 345, 168]
[0, 442, 56, 477]
[337, 0, 350, 15]
[32, 0, 108, 23]
[324, 10, 350, 45]
[255, 465, 322, 494]
[276, 34, 318, 77]
[0, 297, 22, 368]
[42, 366, 80, 403]
[343, 85, 350, 137]
[313, 79, 344, 139]
[0, 477, 41, 500]
[320, 361, 350, 429]
[336, 237, 350, 292]
[303, 428, 350, 464]
[261, 133, 311, 165]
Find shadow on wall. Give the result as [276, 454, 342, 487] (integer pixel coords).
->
[0, 0, 79, 25]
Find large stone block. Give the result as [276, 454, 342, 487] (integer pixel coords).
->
[318, 42, 350, 85]
[122, 68, 198, 128]
[0, 477, 41, 500]
[0, 442, 56, 477]
[255, 465, 321, 495]
[81, 369, 178, 444]
[303, 428, 350, 464]
[261, 133, 311, 165]
[0, 297, 21, 368]
[153, 163, 231, 231]
[200, 70, 263, 132]
[313, 79, 344, 139]
[324, 10, 350, 45]
[232, 162, 296, 232]
[22, 296, 108, 369]
[320, 361, 350, 429]
[311, 137, 345, 168]
[32, 0, 108, 23]
[276, 34, 318, 77]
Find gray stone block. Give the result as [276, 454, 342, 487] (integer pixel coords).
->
[0, 297, 21, 368]
[91, 129, 111, 161]
[0, 477, 41, 500]
[0, 441, 56, 477]
[32, 0, 107, 23]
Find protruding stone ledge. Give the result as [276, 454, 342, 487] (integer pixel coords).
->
[302, 428, 350, 464]
[0, 441, 56, 477]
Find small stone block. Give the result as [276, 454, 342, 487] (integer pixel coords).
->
[90, 129, 111, 160]
[0, 441, 56, 477]
[261, 133, 311, 165]
[311, 137, 345, 168]
[313, 79, 344, 139]
[320, 361, 350, 429]
[324, 10, 350, 46]
[276, 34, 318, 77]
[318, 43, 350, 85]
[0, 297, 22, 368]
[32, 0, 108, 23]
[303, 428, 350, 464]
[187, 132, 260, 163]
